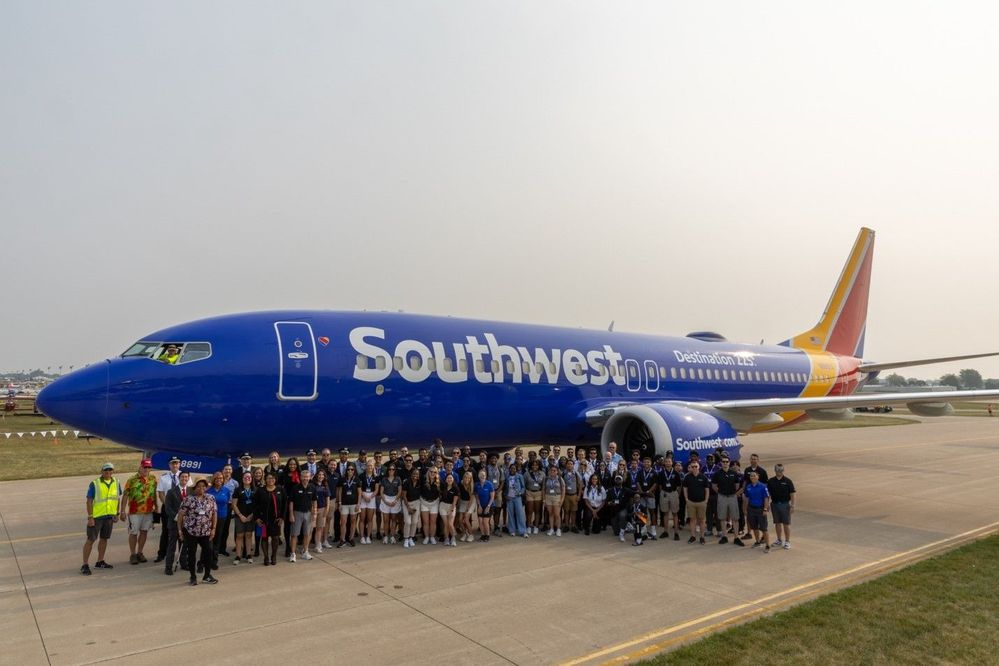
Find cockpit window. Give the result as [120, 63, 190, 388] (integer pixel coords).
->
[122, 342, 162, 358]
[178, 343, 212, 364]
[121, 341, 212, 365]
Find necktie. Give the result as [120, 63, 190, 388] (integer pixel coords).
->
[171, 474, 178, 489]
[181, 488, 187, 500]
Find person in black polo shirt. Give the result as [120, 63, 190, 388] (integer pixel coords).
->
[711, 458, 745, 547]
[606, 476, 629, 542]
[287, 468, 317, 562]
[767, 464, 796, 550]
[682, 461, 710, 544]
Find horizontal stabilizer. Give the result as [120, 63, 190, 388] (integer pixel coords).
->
[859, 351, 999, 373]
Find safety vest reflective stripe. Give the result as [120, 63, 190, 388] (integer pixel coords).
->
[92, 478, 120, 518]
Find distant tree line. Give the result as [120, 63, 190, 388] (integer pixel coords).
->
[875, 368, 999, 390]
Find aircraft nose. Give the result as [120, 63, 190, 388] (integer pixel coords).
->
[36, 362, 109, 435]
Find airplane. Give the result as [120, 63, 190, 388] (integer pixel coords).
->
[36, 228, 999, 471]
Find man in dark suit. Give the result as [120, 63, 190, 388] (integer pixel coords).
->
[163, 470, 191, 575]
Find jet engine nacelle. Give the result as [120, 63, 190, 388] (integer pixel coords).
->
[601, 403, 743, 464]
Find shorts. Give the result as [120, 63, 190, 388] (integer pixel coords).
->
[127, 513, 153, 535]
[563, 495, 578, 512]
[686, 500, 707, 522]
[234, 517, 255, 535]
[438, 501, 455, 517]
[359, 492, 377, 510]
[544, 493, 563, 508]
[291, 511, 314, 538]
[340, 504, 359, 516]
[380, 497, 402, 514]
[717, 495, 740, 522]
[771, 502, 791, 525]
[642, 496, 656, 511]
[86, 516, 114, 541]
[748, 506, 768, 531]
[660, 491, 679, 514]
[420, 499, 439, 514]
[478, 508, 492, 518]
[525, 489, 542, 503]
[459, 500, 476, 515]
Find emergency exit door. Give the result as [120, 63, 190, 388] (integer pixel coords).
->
[274, 321, 318, 400]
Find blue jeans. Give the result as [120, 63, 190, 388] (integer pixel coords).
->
[506, 496, 526, 535]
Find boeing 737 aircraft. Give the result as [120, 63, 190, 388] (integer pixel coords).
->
[37, 228, 999, 471]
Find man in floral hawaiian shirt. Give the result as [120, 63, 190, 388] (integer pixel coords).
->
[120, 459, 158, 565]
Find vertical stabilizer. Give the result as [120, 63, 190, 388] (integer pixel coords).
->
[783, 228, 874, 357]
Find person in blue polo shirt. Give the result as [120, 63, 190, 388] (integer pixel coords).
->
[743, 471, 771, 553]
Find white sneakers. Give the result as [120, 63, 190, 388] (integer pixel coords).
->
[315, 544, 324, 554]
[773, 539, 783, 546]
[389, 536, 397, 544]
[289, 553, 297, 563]
[556, 528, 562, 537]
[430, 536, 437, 545]
[619, 531, 625, 542]
[302, 551, 313, 561]
[423, 537, 430, 545]
[784, 542, 791, 550]
[547, 528, 554, 536]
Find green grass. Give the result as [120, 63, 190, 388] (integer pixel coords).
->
[643, 534, 999, 665]
[0, 414, 139, 481]
[780, 414, 919, 431]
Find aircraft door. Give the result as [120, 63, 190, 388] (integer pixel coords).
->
[644, 360, 660, 392]
[274, 321, 318, 401]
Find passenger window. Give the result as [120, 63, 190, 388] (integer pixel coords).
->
[697, 368, 704, 380]
[522, 361, 531, 374]
[679, 367, 686, 379]
[629, 365, 638, 379]
[427, 358, 437, 372]
[475, 359, 485, 373]
[550, 362, 558, 375]
[491, 360, 500, 373]
[178, 343, 211, 364]
[660, 367, 667, 379]
[459, 359, 468, 372]
[671, 367, 678, 379]
[375, 356, 386, 370]
[393, 357, 403, 371]
[538, 362, 547, 375]
[722, 369, 729, 380]
[410, 355, 422, 371]
[754, 371, 761, 381]
[739, 370, 745, 381]
[506, 360, 515, 374]
[442, 358, 453, 372]
[714, 369, 721, 380]
[356, 354, 369, 370]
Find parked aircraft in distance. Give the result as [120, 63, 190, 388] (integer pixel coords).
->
[37, 228, 999, 471]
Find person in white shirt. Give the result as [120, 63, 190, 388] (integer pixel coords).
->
[607, 441, 624, 469]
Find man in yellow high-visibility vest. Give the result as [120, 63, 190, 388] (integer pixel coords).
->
[81, 462, 122, 575]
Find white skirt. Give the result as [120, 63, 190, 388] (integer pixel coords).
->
[380, 496, 402, 514]
[359, 491, 377, 510]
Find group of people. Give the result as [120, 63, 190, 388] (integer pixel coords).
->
[81, 440, 797, 586]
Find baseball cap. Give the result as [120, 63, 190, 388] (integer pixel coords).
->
[101, 462, 115, 471]
[140, 459, 153, 468]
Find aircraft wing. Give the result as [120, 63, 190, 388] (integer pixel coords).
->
[708, 389, 999, 414]
[584, 390, 999, 432]
[858, 351, 999, 373]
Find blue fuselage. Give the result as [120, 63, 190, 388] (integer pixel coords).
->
[38, 311, 822, 458]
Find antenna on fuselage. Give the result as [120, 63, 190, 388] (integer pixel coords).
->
[608, 320, 615, 332]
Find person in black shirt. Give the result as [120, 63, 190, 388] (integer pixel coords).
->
[682, 461, 711, 544]
[231, 472, 256, 564]
[658, 461, 683, 541]
[606, 476, 629, 542]
[401, 468, 422, 548]
[287, 469, 317, 562]
[337, 465, 359, 548]
[767, 464, 796, 550]
[254, 472, 287, 566]
[711, 458, 745, 546]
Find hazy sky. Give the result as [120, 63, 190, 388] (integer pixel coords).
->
[2, 2, 998, 379]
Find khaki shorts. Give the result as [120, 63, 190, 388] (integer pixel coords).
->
[660, 491, 679, 514]
[544, 493, 563, 508]
[438, 501, 455, 517]
[127, 513, 153, 535]
[341, 504, 359, 516]
[525, 490, 542, 503]
[686, 500, 707, 522]
[563, 495, 578, 512]
[459, 500, 476, 515]
[420, 499, 439, 514]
